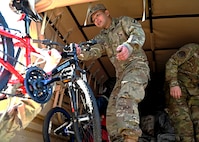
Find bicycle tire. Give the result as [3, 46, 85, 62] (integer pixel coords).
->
[43, 107, 75, 142]
[71, 78, 102, 142]
[0, 12, 14, 91]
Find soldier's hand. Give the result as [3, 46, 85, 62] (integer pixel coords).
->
[116, 45, 130, 61]
[75, 44, 81, 55]
[170, 86, 182, 99]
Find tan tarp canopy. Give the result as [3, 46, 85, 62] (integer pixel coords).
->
[35, 0, 98, 13]
[33, 0, 199, 88]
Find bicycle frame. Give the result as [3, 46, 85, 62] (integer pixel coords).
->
[24, 41, 92, 103]
[0, 14, 45, 94]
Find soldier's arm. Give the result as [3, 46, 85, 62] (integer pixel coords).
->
[120, 16, 145, 54]
[165, 43, 198, 87]
[78, 36, 106, 61]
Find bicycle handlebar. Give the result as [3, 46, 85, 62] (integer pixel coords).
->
[33, 39, 97, 51]
[32, 39, 65, 48]
[33, 39, 96, 48]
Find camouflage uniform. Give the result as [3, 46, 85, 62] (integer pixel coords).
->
[165, 43, 199, 142]
[79, 14, 150, 141]
[0, 97, 43, 141]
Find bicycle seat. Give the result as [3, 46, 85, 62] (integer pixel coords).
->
[9, 0, 42, 22]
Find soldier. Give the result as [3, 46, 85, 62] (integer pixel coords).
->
[76, 3, 150, 142]
[165, 43, 199, 142]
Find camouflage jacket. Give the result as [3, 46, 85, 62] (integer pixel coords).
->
[78, 16, 149, 78]
[166, 43, 199, 90]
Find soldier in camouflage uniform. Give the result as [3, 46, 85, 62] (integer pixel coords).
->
[165, 43, 199, 142]
[76, 4, 150, 142]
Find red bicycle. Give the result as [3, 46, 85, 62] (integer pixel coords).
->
[0, 4, 61, 103]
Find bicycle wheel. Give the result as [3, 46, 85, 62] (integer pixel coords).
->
[70, 78, 101, 142]
[43, 107, 75, 142]
[0, 12, 14, 91]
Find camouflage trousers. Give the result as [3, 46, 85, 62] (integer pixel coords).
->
[0, 97, 43, 142]
[106, 69, 149, 142]
[166, 85, 199, 142]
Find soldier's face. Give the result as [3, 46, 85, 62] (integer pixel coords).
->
[92, 10, 111, 29]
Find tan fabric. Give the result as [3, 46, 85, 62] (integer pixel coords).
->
[35, 0, 99, 13]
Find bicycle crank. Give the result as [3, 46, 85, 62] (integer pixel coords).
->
[24, 66, 53, 104]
